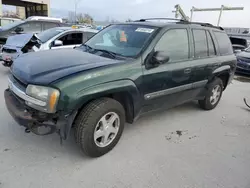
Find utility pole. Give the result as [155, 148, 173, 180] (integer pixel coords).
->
[190, 5, 244, 26]
[75, 0, 82, 24]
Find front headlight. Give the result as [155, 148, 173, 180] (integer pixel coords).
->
[26, 85, 60, 113]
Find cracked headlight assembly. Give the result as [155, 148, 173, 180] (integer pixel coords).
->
[26, 85, 60, 113]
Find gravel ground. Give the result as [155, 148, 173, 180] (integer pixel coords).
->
[0, 67, 250, 188]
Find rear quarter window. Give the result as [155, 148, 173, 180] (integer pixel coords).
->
[213, 31, 233, 55]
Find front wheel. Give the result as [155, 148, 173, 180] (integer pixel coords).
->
[199, 78, 223, 110]
[74, 98, 125, 157]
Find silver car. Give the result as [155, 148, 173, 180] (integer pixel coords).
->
[2, 27, 98, 67]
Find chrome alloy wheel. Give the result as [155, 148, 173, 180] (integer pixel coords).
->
[210, 85, 222, 105]
[94, 112, 120, 147]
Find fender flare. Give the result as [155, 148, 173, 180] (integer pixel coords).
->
[76, 79, 141, 110]
[211, 65, 232, 89]
[61, 79, 141, 140]
[212, 65, 230, 75]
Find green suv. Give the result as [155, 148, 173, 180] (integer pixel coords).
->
[4, 18, 236, 157]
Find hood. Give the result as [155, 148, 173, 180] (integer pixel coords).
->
[237, 51, 250, 59]
[11, 49, 123, 85]
[4, 33, 38, 49]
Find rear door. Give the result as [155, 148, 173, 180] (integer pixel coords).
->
[13, 21, 42, 34]
[141, 27, 197, 112]
[43, 22, 60, 31]
[190, 29, 218, 87]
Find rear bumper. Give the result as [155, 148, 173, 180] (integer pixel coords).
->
[4, 89, 77, 139]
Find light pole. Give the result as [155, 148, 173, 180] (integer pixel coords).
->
[75, 0, 82, 23]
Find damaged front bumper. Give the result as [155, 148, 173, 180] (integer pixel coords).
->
[4, 89, 77, 139]
[2, 60, 13, 67]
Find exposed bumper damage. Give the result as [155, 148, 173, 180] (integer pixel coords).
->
[2, 34, 40, 67]
[4, 89, 77, 140]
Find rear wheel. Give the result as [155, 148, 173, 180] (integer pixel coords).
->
[199, 78, 223, 110]
[74, 98, 125, 157]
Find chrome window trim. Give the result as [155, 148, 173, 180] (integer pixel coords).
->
[8, 78, 46, 107]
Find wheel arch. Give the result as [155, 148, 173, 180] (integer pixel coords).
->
[212, 65, 231, 90]
[74, 80, 141, 124]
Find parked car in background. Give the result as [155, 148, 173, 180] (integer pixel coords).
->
[27, 16, 63, 23]
[0, 19, 67, 46]
[0, 17, 21, 28]
[4, 19, 236, 157]
[2, 26, 98, 67]
[0, 19, 68, 60]
[229, 36, 248, 53]
[236, 46, 250, 75]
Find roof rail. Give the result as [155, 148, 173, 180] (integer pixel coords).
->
[134, 18, 186, 22]
[179, 20, 224, 30]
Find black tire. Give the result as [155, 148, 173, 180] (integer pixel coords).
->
[74, 98, 125, 157]
[199, 78, 223, 110]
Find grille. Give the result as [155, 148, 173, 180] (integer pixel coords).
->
[11, 75, 27, 88]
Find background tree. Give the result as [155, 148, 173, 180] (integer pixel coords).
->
[76, 13, 94, 24]
[76, 13, 84, 23]
[126, 18, 132, 22]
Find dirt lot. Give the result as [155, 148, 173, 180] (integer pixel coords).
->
[0, 67, 249, 188]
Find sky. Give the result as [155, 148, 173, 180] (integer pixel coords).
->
[3, 0, 250, 27]
[50, 0, 250, 27]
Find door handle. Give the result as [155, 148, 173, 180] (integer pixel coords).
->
[184, 68, 191, 74]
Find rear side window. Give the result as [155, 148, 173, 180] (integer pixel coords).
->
[206, 31, 216, 56]
[192, 29, 208, 58]
[155, 29, 189, 62]
[213, 31, 233, 55]
[44, 22, 59, 30]
[19, 22, 42, 33]
[83, 32, 96, 43]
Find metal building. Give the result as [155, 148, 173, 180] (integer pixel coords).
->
[0, 0, 50, 19]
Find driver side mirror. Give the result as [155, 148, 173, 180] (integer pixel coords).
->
[14, 27, 24, 34]
[53, 40, 63, 47]
[152, 51, 170, 65]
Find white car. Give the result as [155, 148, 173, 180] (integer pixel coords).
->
[2, 27, 98, 67]
[26, 16, 63, 23]
[0, 17, 21, 28]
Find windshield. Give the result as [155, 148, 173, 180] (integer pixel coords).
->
[1, 20, 24, 30]
[37, 28, 66, 43]
[85, 24, 157, 57]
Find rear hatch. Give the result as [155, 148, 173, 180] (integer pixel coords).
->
[229, 37, 248, 52]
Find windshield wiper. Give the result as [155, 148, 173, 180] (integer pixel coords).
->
[78, 45, 125, 59]
[78, 44, 92, 50]
[93, 48, 119, 59]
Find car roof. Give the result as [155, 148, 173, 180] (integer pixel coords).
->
[51, 27, 98, 33]
[25, 20, 63, 24]
[116, 19, 224, 31]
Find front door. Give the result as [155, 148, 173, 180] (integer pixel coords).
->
[51, 32, 83, 50]
[141, 27, 196, 113]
